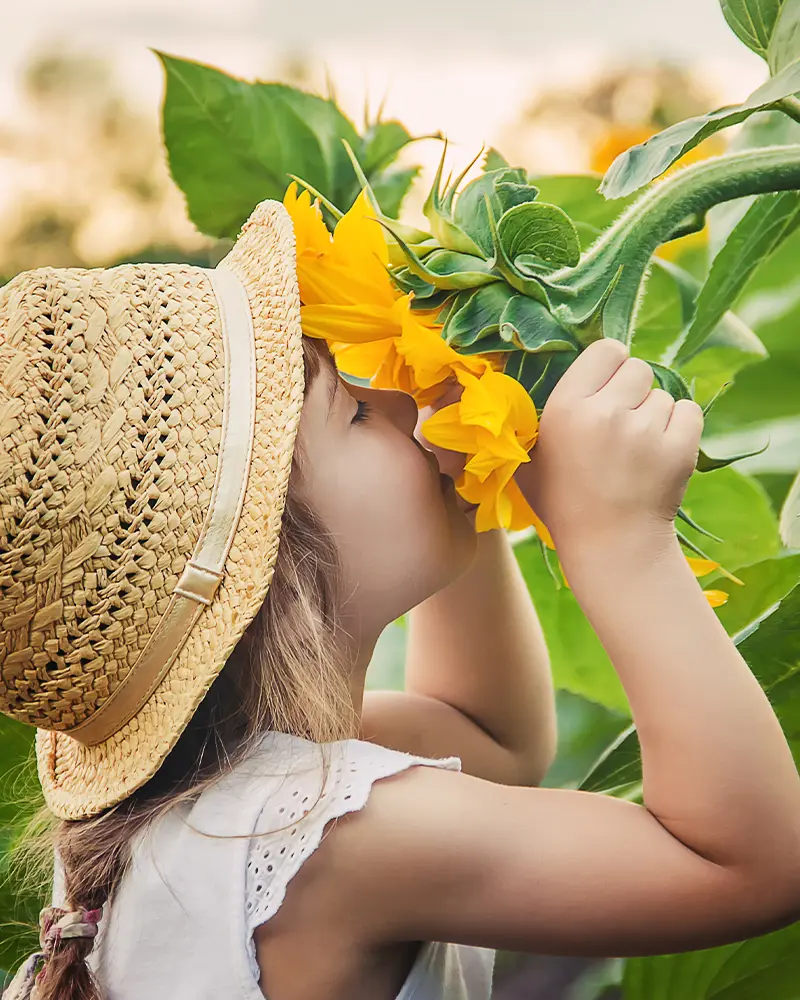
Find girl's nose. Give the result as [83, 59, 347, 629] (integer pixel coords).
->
[371, 386, 419, 437]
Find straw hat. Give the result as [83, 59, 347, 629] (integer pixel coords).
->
[0, 200, 305, 820]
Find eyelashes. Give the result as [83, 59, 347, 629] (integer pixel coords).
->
[352, 399, 372, 424]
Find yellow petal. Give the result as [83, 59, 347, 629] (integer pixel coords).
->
[421, 404, 483, 454]
[686, 556, 720, 578]
[333, 338, 395, 379]
[283, 183, 332, 257]
[297, 256, 398, 310]
[703, 589, 729, 608]
[333, 190, 390, 268]
[300, 303, 400, 344]
[455, 369, 511, 436]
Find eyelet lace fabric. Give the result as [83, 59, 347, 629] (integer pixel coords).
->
[244, 735, 461, 980]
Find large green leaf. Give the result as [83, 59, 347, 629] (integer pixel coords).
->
[624, 921, 800, 1000]
[712, 552, 800, 635]
[579, 724, 641, 795]
[600, 59, 800, 199]
[158, 53, 355, 237]
[369, 165, 420, 221]
[779, 469, 800, 546]
[737, 580, 800, 764]
[721, 0, 788, 61]
[514, 538, 629, 714]
[359, 120, 414, 174]
[769, 1, 800, 72]
[679, 467, 782, 572]
[630, 261, 686, 362]
[676, 191, 800, 364]
[631, 260, 767, 402]
[157, 52, 418, 239]
[699, 416, 800, 476]
[703, 195, 800, 435]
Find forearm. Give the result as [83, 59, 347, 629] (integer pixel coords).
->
[405, 528, 557, 782]
[560, 529, 800, 880]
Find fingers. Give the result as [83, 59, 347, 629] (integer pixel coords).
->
[549, 338, 629, 402]
[596, 356, 655, 409]
[666, 398, 705, 471]
[632, 387, 675, 432]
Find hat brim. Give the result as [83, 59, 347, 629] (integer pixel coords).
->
[36, 201, 305, 820]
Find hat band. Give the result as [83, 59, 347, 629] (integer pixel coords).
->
[61, 263, 257, 747]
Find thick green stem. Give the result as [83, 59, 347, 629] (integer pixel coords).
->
[546, 145, 800, 344]
[777, 96, 800, 125]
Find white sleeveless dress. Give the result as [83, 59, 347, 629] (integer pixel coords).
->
[51, 730, 496, 999]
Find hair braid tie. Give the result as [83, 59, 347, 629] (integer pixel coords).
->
[1, 905, 103, 1000]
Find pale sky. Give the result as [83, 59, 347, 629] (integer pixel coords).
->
[2, 0, 765, 136]
[0, 0, 768, 228]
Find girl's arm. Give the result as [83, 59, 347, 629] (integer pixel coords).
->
[361, 526, 556, 785]
[313, 340, 800, 956]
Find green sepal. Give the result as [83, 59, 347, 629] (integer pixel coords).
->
[341, 138, 383, 214]
[422, 249, 500, 288]
[484, 195, 552, 304]
[441, 144, 486, 215]
[457, 333, 515, 355]
[504, 348, 577, 409]
[388, 265, 439, 298]
[539, 533, 564, 588]
[408, 288, 454, 312]
[442, 284, 516, 347]
[498, 201, 581, 270]
[676, 529, 745, 587]
[499, 295, 582, 352]
[430, 293, 461, 326]
[340, 139, 440, 268]
[454, 167, 533, 255]
[701, 381, 733, 417]
[483, 147, 511, 171]
[378, 220, 499, 290]
[648, 361, 693, 401]
[423, 141, 486, 256]
[287, 173, 344, 220]
[696, 440, 770, 473]
[548, 264, 625, 335]
[495, 181, 541, 215]
[387, 238, 439, 267]
[675, 507, 724, 544]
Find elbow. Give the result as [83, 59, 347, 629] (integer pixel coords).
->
[511, 740, 558, 788]
[735, 858, 800, 934]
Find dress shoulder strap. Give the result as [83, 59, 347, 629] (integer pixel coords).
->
[244, 733, 461, 979]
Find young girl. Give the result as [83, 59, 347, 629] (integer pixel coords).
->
[0, 197, 799, 1000]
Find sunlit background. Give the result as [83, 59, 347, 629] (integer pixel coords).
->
[0, 0, 767, 275]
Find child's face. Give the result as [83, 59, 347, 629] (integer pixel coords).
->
[296, 340, 478, 647]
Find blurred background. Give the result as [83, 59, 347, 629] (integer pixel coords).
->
[0, 0, 766, 278]
[0, 3, 789, 998]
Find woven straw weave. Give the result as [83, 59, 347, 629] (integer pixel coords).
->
[0, 201, 304, 820]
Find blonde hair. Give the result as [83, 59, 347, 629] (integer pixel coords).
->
[3, 336, 359, 1000]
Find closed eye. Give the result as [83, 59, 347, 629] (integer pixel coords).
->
[352, 399, 372, 424]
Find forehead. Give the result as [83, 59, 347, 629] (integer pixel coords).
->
[306, 339, 340, 415]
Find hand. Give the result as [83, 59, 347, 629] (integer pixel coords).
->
[514, 339, 704, 552]
[414, 377, 475, 514]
